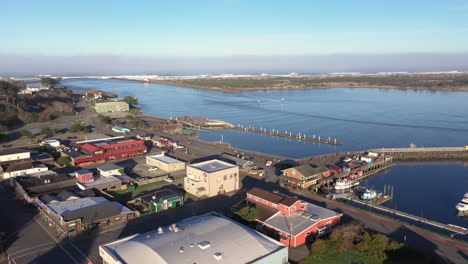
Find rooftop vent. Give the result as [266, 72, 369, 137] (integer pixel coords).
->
[179, 246, 184, 253]
[213, 252, 223, 260]
[198, 241, 210, 250]
[157, 226, 164, 234]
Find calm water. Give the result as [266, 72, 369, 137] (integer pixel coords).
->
[61, 78, 468, 227]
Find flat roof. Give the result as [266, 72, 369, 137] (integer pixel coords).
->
[46, 196, 132, 216]
[97, 163, 123, 172]
[77, 175, 121, 189]
[0, 148, 30, 156]
[263, 203, 341, 236]
[148, 154, 183, 165]
[101, 212, 287, 264]
[189, 159, 236, 173]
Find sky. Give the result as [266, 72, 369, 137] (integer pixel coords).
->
[1, 0, 468, 75]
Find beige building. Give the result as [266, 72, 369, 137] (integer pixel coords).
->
[184, 159, 239, 198]
[0, 148, 30, 163]
[146, 154, 186, 172]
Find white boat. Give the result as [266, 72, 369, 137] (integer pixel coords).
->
[361, 189, 377, 200]
[334, 179, 359, 190]
[456, 193, 468, 211]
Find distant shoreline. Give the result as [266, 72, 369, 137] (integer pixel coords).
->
[149, 73, 468, 93]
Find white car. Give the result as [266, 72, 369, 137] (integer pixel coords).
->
[265, 160, 273, 166]
[148, 166, 159, 171]
[164, 176, 174, 183]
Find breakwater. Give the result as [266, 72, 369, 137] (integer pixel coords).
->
[369, 147, 468, 160]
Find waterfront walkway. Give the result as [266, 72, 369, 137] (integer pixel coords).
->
[343, 197, 468, 235]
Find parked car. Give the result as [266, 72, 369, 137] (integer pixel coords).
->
[148, 166, 159, 171]
[265, 160, 273, 166]
[164, 176, 174, 183]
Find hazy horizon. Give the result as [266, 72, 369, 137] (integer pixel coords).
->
[2, 53, 468, 77]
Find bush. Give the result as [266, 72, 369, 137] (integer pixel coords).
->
[21, 130, 35, 139]
[57, 156, 72, 166]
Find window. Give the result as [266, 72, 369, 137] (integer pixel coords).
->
[300, 204, 305, 209]
[217, 177, 220, 182]
[292, 206, 296, 211]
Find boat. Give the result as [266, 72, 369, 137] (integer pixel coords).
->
[334, 179, 359, 190]
[361, 189, 378, 200]
[456, 193, 468, 211]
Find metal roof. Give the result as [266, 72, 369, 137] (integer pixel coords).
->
[189, 159, 237, 173]
[285, 164, 329, 177]
[46, 197, 132, 219]
[101, 212, 287, 264]
[0, 148, 29, 156]
[263, 203, 341, 236]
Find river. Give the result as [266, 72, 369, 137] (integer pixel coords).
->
[61, 78, 468, 228]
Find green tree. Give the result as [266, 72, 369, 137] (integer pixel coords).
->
[41, 127, 55, 136]
[57, 156, 72, 166]
[70, 121, 91, 133]
[21, 130, 35, 139]
[0, 80, 22, 104]
[234, 206, 259, 222]
[40, 77, 62, 88]
[123, 96, 139, 107]
[97, 114, 112, 125]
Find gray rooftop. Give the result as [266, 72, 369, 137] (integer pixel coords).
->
[46, 197, 132, 216]
[101, 212, 287, 264]
[0, 148, 30, 156]
[263, 203, 341, 236]
[189, 159, 237, 173]
[148, 154, 184, 164]
[97, 163, 123, 172]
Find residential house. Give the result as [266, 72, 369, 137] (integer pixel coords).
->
[0, 148, 30, 162]
[184, 159, 239, 198]
[247, 187, 342, 247]
[99, 212, 288, 264]
[137, 189, 183, 213]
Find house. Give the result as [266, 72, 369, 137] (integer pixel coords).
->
[86, 90, 102, 99]
[0, 148, 30, 162]
[99, 212, 288, 264]
[18, 85, 49, 94]
[281, 164, 331, 189]
[247, 188, 342, 247]
[146, 153, 186, 172]
[184, 159, 239, 198]
[39, 196, 135, 236]
[40, 139, 61, 148]
[1, 161, 48, 179]
[62, 136, 147, 166]
[137, 189, 183, 213]
[95, 101, 129, 113]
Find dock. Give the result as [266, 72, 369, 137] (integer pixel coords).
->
[231, 126, 342, 145]
[343, 197, 468, 235]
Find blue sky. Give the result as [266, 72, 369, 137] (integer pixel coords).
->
[2, 0, 468, 56]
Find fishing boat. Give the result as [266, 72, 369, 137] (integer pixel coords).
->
[334, 179, 359, 190]
[456, 193, 468, 212]
[361, 189, 377, 200]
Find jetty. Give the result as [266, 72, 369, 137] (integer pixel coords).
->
[232, 126, 342, 145]
[344, 197, 468, 235]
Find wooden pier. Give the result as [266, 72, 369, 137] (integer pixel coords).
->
[344, 197, 468, 235]
[231, 126, 342, 145]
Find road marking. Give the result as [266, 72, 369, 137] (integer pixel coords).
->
[10, 246, 56, 262]
[33, 218, 80, 264]
[8, 242, 56, 256]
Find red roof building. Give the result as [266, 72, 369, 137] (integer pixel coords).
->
[64, 138, 147, 166]
[247, 187, 342, 247]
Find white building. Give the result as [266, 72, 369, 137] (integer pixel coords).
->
[41, 139, 61, 148]
[184, 159, 239, 198]
[97, 163, 124, 177]
[0, 148, 30, 163]
[99, 212, 288, 264]
[1, 163, 48, 179]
